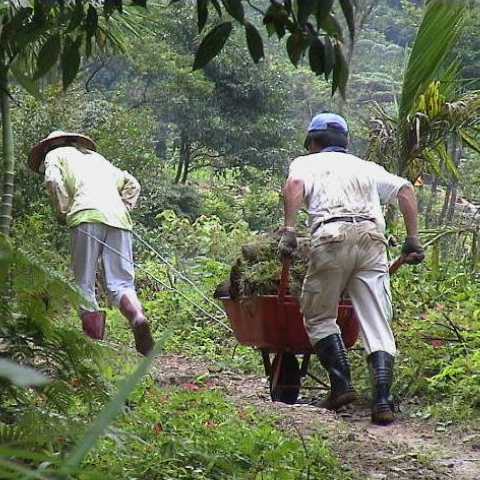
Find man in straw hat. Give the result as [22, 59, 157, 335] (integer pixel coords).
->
[28, 130, 155, 356]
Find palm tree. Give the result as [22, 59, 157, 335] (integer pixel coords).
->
[366, 0, 478, 182]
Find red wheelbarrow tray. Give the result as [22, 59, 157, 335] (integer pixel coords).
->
[220, 294, 359, 353]
[220, 256, 405, 353]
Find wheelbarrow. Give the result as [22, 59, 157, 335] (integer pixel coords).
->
[221, 256, 405, 404]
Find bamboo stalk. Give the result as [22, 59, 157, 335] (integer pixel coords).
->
[0, 65, 14, 237]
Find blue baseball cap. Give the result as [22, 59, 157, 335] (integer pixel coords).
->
[307, 113, 348, 133]
[304, 112, 348, 150]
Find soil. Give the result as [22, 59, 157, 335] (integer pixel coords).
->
[153, 353, 480, 480]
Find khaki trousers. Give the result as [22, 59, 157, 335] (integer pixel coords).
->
[301, 220, 396, 356]
[70, 223, 139, 313]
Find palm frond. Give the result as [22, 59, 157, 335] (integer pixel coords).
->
[399, 0, 467, 121]
[434, 140, 460, 180]
[460, 130, 480, 155]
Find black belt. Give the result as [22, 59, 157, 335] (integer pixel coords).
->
[322, 216, 375, 225]
[313, 216, 375, 234]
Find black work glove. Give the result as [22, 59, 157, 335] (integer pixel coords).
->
[401, 237, 425, 265]
[277, 230, 297, 260]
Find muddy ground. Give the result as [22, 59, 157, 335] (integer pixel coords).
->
[154, 354, 480, 480]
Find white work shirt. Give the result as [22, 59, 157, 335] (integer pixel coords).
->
[43, 146, 140, 230]
[288, 151, 411, 232]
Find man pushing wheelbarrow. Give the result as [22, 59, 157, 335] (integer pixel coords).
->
[278, 113, 424, 425]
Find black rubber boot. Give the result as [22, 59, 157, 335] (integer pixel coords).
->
[314, 334, 357, 411]
[368, 351, 395, 425]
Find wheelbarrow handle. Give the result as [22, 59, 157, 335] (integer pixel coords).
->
[389, 256, 405, 276]
[278, 259, 291, 302]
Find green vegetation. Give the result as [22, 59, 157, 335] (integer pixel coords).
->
[3, 0, 480, 478]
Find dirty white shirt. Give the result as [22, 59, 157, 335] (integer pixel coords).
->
[288, 152, 411, 232]
[43, 146, 140, 230]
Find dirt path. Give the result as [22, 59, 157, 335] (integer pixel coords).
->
[153, 354, 480, 480]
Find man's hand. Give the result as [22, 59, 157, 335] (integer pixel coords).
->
[401, 237, 425, 265]
[56, 212, 67, 225]
[278, 230, 297, 259]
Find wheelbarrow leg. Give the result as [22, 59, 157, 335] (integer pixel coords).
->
[270, 353, 301, 404]
[271, 353, 283, 395]
[261, 349, 272, 376]
[299, 354, 310, 377]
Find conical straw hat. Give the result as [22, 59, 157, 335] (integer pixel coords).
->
[28, 130, 96, 173]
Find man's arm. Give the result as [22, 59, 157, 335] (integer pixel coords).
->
[283, 177, 305, 228]
[44, 159, 70, 225]
[397, 184, 424, 264]
[397, 184, 419, 238]
[119, 171, 141, 211]
[278, 177, 305, 259]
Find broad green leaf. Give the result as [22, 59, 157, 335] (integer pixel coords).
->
[323, 36, 334, 79]
[221, 0, 244, 23]
[318, 13, 343, 41]
[297, 0, 317, 25]
[211, 0, 222, 17]
[315, 0, 334, 28]
[197, 0, 209, 32]
[66, 0, 85, 33]
[245, 22, 264, 64]
[0, 359, 50, 387]
[61, 36, 81, 90]
[309, 37, 325, 76]
[332, 42, 348, 97]
[263, 3, 289, 39]
[284, 0, 294, 15]
[104, 0, 122, 16]
[85, 5, 98, 58]
[286, 32, 304, 67]
[11, 65, 40, 97]
[264, 20, 276, 38]
[32, 0, 46, 26]
[193, 22, 232, 71]
[34, 33, 61, 79]
[131, 0, 147, 6]
[85, 5, 98, 40]
[5, 6, 32, 34]
[339, 0, 355, 42]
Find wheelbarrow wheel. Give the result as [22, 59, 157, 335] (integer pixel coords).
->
[269, 353, 301, 404]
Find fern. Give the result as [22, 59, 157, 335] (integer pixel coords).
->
[0, 235, 110, 451]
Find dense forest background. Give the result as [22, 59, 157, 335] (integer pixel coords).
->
[4, 1, 480, 479]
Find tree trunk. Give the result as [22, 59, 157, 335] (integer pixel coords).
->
[440, 183, 452, 225]
[0, 68, 14, 236]
[424, 175, 438, 228]
[174, 155, 184, 184]
[446, 179, 458, 224]
[440, 137, 460, 226]
[181, 144, 191, 184]
[446, 140, 460, 224]
[174, 132, 191, 184]
[471, 230, 479, 275]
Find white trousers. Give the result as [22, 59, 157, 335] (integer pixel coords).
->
[300, 220, 396, 356]
[70, 223, 139, 313]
